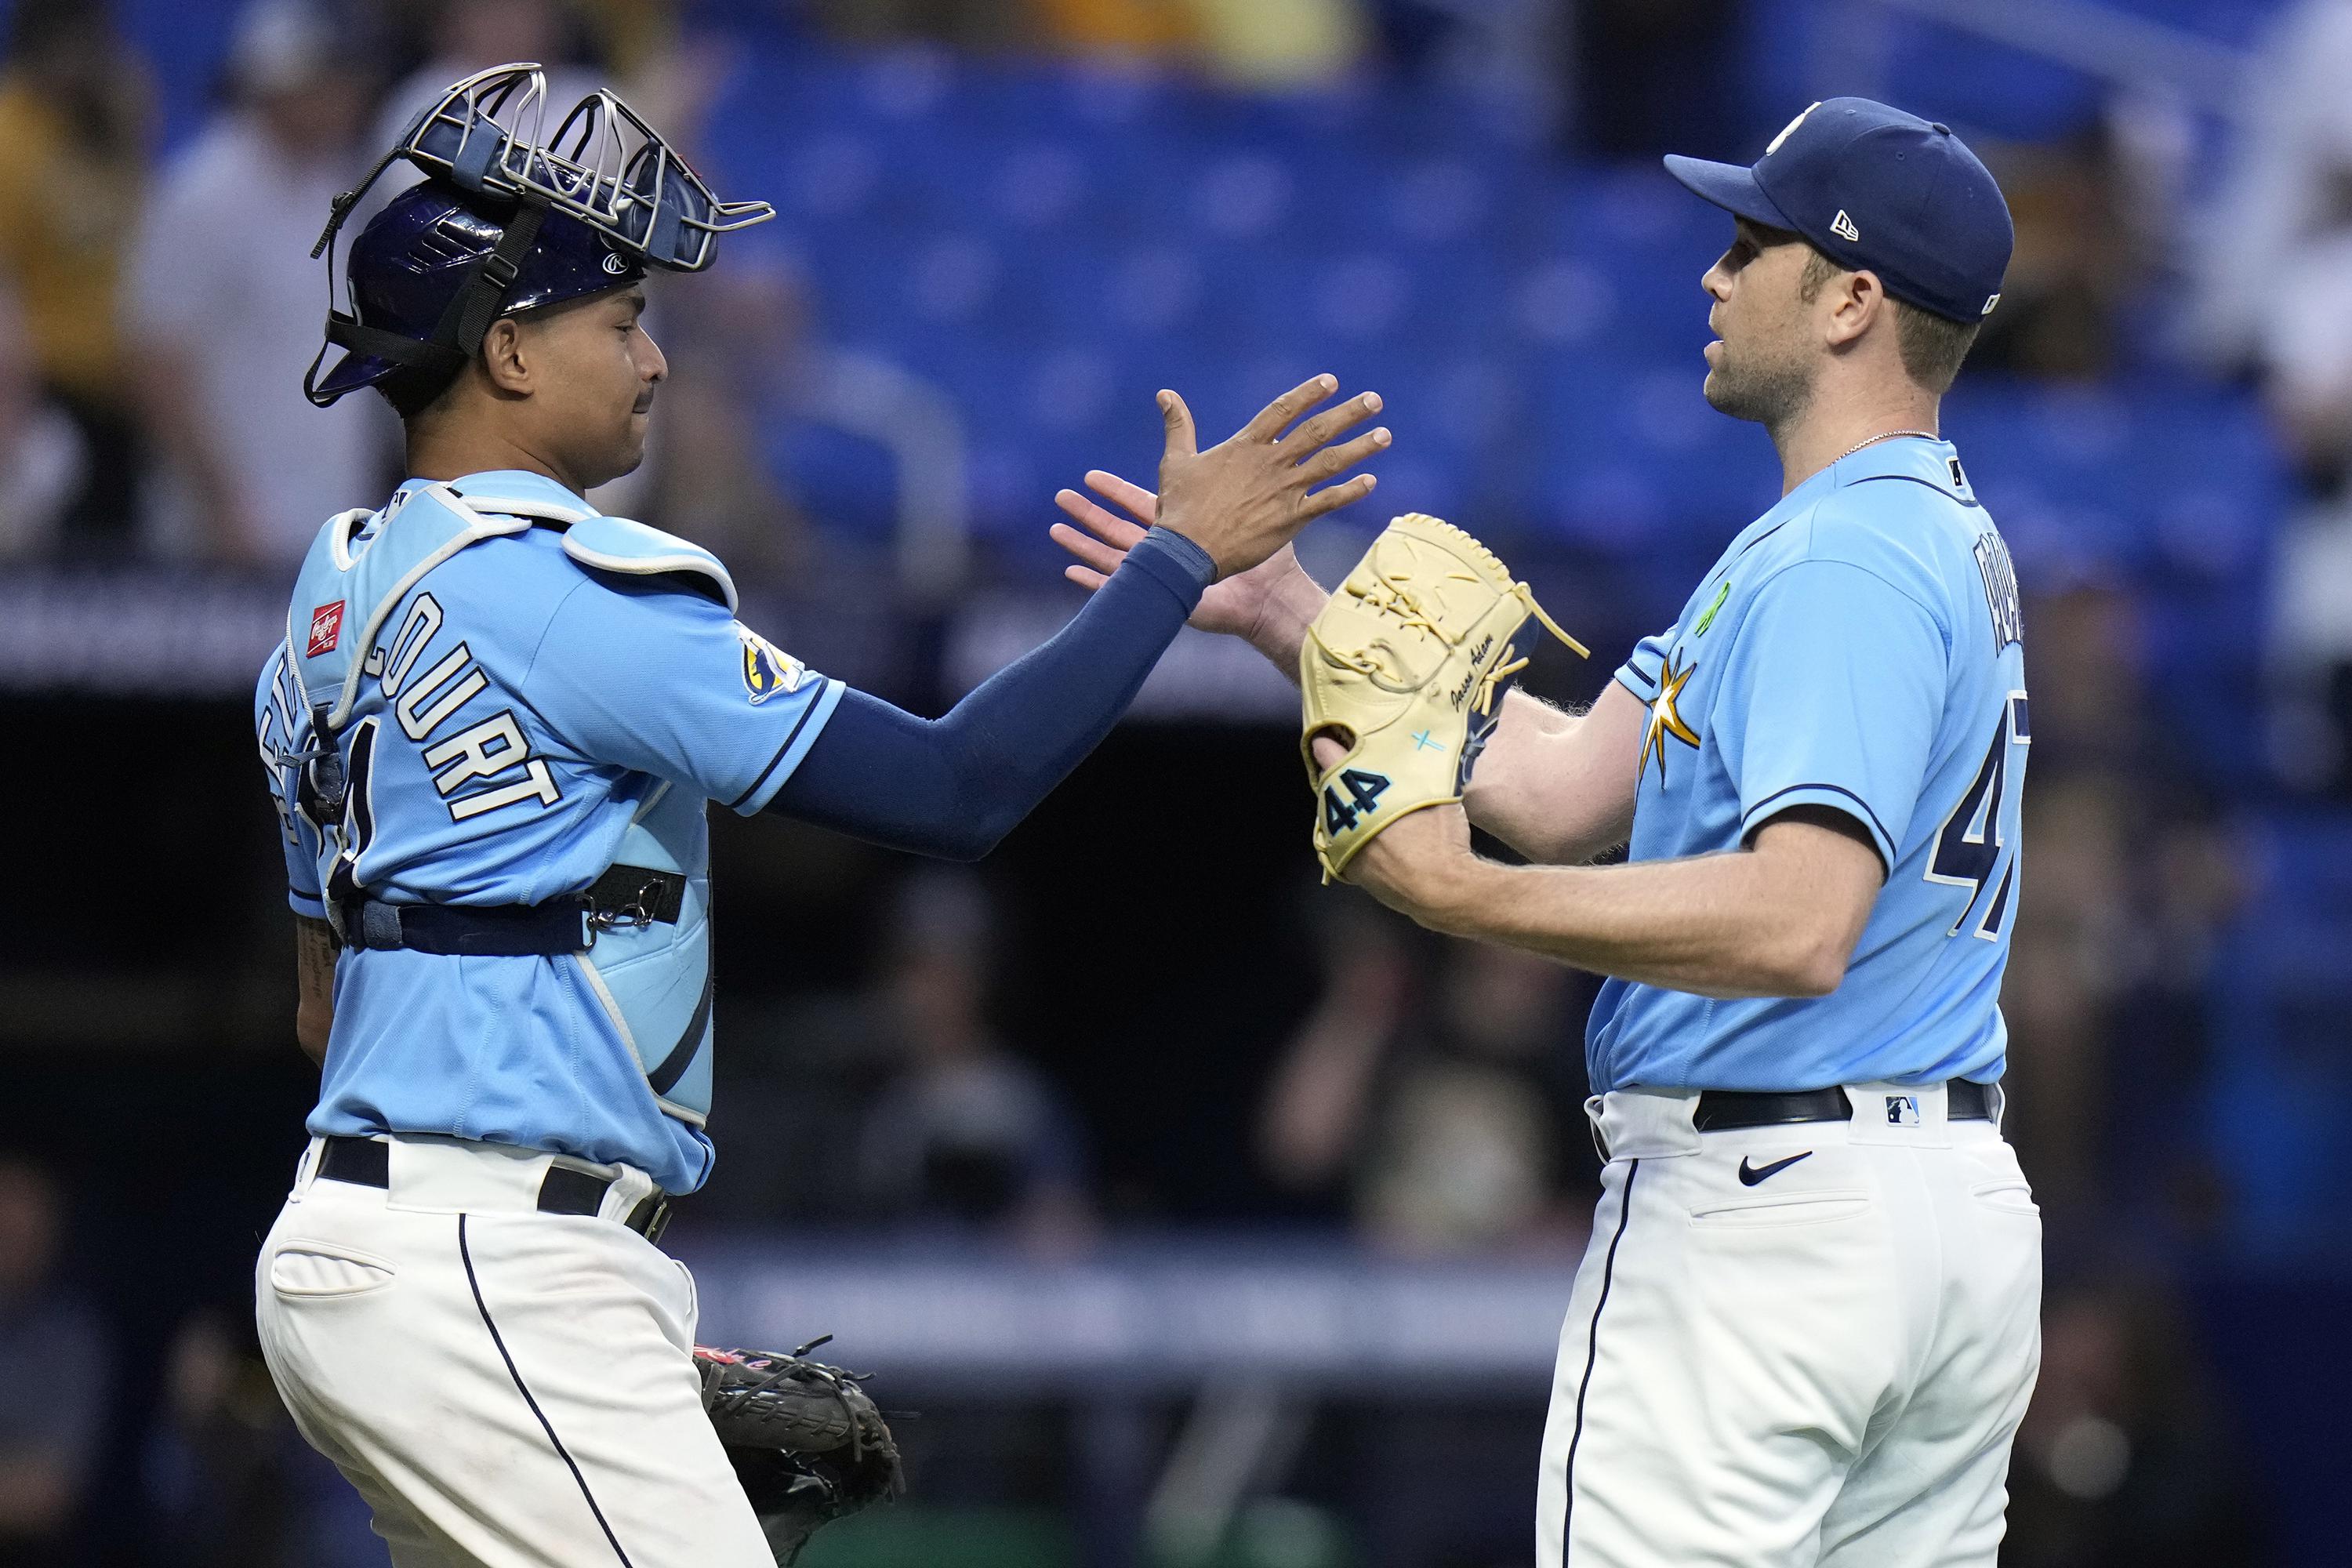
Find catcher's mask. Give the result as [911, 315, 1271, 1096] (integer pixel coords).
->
[303, 62, 774, 412]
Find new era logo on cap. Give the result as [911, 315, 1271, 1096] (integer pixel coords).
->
[1661, 97, 2015, 325]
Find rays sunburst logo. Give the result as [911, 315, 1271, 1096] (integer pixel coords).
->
[1641, 649, 1702, 786]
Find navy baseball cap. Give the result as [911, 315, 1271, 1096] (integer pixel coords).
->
[1664, 97, 2013, 324]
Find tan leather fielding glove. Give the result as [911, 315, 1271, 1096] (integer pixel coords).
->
[1300, 514, 1587, 880]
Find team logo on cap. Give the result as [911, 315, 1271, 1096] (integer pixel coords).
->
[1830, 209, 1860, 242]
[736, 624, 808, 704]
[1981, 292, 2001, 315]
[1766, 101, 1821, 155]
[602, 251, 630, 276]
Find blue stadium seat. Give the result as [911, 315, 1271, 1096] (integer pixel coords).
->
[1514, 358, 1778, 549]
[677, 44, 2301, 591]
[2206, 812, 2352, 1247]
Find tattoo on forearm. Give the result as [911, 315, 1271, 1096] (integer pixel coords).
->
[296, 916, 339, 1000]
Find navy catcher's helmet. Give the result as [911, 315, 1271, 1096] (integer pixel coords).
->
[309, 184, 649, 410]
[304, 62, 773, 412]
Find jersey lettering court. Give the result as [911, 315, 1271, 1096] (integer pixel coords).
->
[252, 470, 843, 1193]
[1591, 437, 2028, 1095]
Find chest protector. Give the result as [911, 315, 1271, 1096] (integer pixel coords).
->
[281, 481, 739, 1127]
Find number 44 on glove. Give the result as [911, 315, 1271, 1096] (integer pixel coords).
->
[1300, 514, 1588, 881]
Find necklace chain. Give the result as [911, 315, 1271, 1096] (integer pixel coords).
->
[1832, 428, 1940, 465]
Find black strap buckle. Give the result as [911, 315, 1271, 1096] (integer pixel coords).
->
[479, 249, 524, 292]
[582, 865, 688, 948]
[292, 701, 347, 826]
[586, 878, 662, 940]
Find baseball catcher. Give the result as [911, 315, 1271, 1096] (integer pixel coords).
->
[252, 60, 1388, 1568]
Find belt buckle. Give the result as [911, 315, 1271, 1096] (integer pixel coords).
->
[630, 1192, 673, 1245]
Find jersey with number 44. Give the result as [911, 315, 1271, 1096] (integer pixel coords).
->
[1586, 437, 2027, 1095]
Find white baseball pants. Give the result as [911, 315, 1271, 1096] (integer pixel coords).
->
[1535, 1083, 2043, 1568]
[254, 1134, 775, 1568]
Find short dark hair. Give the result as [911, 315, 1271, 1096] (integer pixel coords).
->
[1797, 245, 1980, 394]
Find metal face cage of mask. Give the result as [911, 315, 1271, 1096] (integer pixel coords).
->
[302, 62, 775, 408]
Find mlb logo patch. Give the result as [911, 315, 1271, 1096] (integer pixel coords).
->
[1885, 1094, 1922, 1127]
[307, 601, 346, 657]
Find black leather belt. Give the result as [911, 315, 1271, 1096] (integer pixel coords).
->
[341, 864, 687, 956]
[1693, 1079, 1995, 1132]
[316, 1135, 673, 1243]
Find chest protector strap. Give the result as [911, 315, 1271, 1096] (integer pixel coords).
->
[345, 862, 688, 955]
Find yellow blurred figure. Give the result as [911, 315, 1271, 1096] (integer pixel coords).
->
[1030, 0, 1196, 53]
[1033, 0, 1364, 82]
[1182, 0, 1365, 85]
[0, 3, 150, 409]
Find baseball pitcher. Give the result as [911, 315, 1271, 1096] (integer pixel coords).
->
[250, 65, 1388, 1568]
[1055, 98, 2037, 1566]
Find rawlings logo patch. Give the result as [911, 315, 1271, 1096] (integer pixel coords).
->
[738, 625, 808, 705]
[307, 601, 345, 657]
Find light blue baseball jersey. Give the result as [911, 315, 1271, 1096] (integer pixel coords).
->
[252, 470, 843, 1193]
[1588, 436, 2027, 1094]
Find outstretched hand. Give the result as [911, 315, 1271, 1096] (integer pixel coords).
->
[1052, 470, 1321, 641]
[1142, 375, 1388, 579]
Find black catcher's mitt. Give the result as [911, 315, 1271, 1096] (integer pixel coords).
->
[695, 1338, 903, 1566]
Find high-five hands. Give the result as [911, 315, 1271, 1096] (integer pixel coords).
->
[1053, 471, 1326, 643]
[1129, 376, 1388, 581]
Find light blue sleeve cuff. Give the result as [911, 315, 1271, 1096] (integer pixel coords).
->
[289, 888, 328, 919]
[1740, 783, 1896, 878]
[731, 677, 848, 815]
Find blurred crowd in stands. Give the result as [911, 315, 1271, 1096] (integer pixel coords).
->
[3, 0, 2345, 1563]
[0, 0, 2280, 570]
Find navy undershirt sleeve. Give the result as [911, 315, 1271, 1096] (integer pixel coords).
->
[768, 527, 1215, 859]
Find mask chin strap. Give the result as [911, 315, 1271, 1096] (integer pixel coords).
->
[303, 148, 553, 408]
